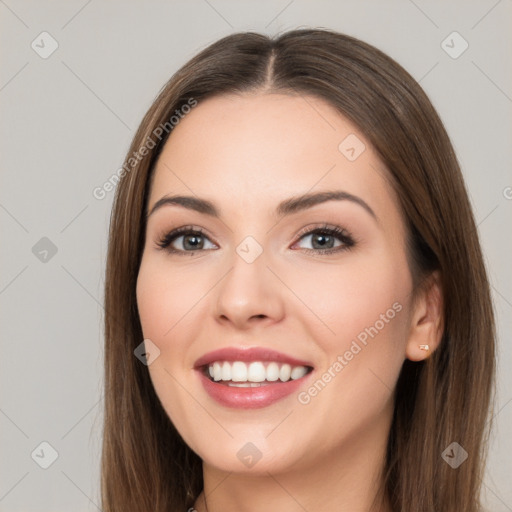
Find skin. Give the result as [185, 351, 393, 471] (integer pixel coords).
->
[136, 92, 443, 512]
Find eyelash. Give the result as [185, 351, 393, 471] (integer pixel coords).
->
[156, 223, 356, 256]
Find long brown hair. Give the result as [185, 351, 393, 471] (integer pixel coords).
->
[100, 28, 496, 511]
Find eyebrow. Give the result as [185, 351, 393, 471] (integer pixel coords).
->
[146, 190, 377, 221]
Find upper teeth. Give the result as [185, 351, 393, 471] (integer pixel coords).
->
[208, 361, 309, 383]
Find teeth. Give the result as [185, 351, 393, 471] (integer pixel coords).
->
[206, 361, 310, 383]
[213, 362, 222, 381]
[279, 364, 291, 381]
[290, 366, 308, 380]
[247, 361, 266, 382]
[221, 361, 231, 381]
[266, 362, 280, 381]
[232, 361, 247, 382]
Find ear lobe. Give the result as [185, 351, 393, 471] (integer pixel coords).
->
[405, 271, 444, 362]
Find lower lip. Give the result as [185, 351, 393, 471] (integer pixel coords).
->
[197, 369, 313, 409]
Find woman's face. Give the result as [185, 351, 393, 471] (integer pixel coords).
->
[136, 92, 415, 475]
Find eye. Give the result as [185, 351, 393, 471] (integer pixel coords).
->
[292, 224, 355, 255]
[156, 223, 355, 256]
[156, 225, 217, 255]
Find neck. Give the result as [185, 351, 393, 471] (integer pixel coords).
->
[193, 406, 393, 512]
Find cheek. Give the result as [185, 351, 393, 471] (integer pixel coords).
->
[312, 253, 411, 404]
[292, 251, 412, 420]
[290, 259, 410, 441]
[136, 261, 170, 343]
[136, 256, 207, 345]
[135, 256, 205, 433]
[292, 251, 410, 347]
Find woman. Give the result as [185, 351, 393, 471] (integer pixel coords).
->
[101, 28, 496, 511]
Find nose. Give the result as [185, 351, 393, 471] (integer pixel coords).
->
[214, 244, 285, 330]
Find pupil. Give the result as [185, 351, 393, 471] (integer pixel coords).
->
[182, 233, 335, 251]
[313, 234, 333, 249]
[184, 235, 203, 250]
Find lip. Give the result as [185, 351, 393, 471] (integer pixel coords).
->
[194, 346, 314, 368]
[194, 346, 314, 409]
[197, 368, 314, 409]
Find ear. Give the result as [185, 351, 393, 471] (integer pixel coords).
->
[405, 270, 444, 361]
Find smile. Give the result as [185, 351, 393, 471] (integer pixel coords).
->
[194, 346, 315, 409]
[206, 361, 311, 385]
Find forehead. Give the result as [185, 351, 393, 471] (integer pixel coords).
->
[148, 93, 397, 221]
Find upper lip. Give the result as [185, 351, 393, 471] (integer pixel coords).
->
[194, 347, 314, 369]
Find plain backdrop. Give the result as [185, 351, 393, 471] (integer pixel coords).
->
[1, 1, 511, 510]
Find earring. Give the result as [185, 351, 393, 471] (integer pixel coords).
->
[419, 344, 430, 351]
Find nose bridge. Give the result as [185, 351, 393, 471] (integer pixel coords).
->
[214, 234, 284, 326]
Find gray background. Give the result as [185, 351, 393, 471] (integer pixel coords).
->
[1, 0, 511, 510]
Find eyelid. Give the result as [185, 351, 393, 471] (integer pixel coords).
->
[291, 223, 355, 253]
[156, 222, 355, 255]
[155, 225, 218, 251]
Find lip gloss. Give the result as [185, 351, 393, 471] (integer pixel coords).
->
[197, 369, 313, 409]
